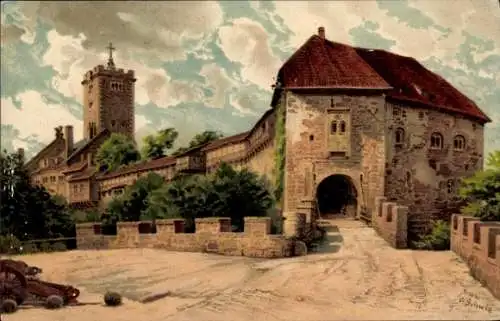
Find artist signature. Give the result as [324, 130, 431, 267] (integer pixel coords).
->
[455, 290, 493, 313]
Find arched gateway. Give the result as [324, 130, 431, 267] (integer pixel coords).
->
[316, 174, 358, 218]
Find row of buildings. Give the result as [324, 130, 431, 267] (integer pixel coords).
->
[25, 27, 490, 238]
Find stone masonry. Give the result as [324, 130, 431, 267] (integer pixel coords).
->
[283, 93, 386, 220]
[76, 217, 306, 258]
[451, 214, 500, 300]
[385, 103, 484, 238]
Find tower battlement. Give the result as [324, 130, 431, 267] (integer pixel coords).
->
[81, 66, 135, 84]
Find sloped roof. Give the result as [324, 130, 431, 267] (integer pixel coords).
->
[274, 29, 490, 124]
[67, 129, 110, 162]
[24, 137, 61, 169]
[68, 166, 96, 182]
[96, 156, 177, 180]
[355, 48, 491, 123]
[278, 35, 390, 89]
[72, 139, 88, 152]
[201, 131, 250, 151]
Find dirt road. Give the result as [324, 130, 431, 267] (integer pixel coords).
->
[3, 220, 499, 320]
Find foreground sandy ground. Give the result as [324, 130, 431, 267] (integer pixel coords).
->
[2, 220, 499, 321]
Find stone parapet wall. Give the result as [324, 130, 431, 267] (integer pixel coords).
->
[372, 196, 408, 248]
[451, 214, 500, 299]
[76, 217, 304, 258]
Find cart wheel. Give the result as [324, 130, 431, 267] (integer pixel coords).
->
[1, 298, 18, 313]
[46, 295, 64, 309]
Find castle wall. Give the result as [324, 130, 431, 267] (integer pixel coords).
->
[384, 102, 484, 237]
[76, 216, 306, 258]
[246, 141, 275, 183]
[283, 92, 386, 216]
[372, 196, 409, 248]
[451, 214, 500, 300]
[244, 111, 277, 184]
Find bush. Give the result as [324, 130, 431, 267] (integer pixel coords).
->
[22, 243, 39, 254]
[267, 207, 283, 234]
[0, 235, 22, 254]
[104, 291, 122, 306]
[51, 242, 67, 252]
[39, 242, 52, 252]
[289, 225, 327, 252]
[413, 220, 450, 250]
[459, 151, 500, 222]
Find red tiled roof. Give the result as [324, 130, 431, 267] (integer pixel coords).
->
[62, 162, 86, 174]
[68, 167, 96, 182]
[276, 29, 490, 124]
[279, 35, 390, 89]
[355, 48, 491, 123]
[96, 156, 176, 180]
[201, 131, 250, 151]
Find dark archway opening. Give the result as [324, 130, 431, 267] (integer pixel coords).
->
[316, 174, 357, 217]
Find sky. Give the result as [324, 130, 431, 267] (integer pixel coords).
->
[1, 1, 499, 160]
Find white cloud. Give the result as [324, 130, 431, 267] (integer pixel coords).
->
[218, 18, 282, 90]
[199, 63, 235, 108]
[273, 1, 498, 63]
[1, 91, 83, 144]
[43, 30, 203, 108]
[229, 94, 259, 116]
[13, 2, 223, 62]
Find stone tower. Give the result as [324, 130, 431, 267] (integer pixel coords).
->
[81, 42, 136, 140]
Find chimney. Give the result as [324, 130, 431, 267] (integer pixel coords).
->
[318, 26, 325, 39]
[87, 153, 93, 167]
[17, 148, 25, 163]
[64, 125, 74, 158]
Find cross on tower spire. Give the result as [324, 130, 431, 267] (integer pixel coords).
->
[106, 42, 116, 69]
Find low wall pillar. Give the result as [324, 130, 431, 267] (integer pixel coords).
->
[244, 217, 271, 237]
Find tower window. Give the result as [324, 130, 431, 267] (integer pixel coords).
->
[111, 120, 116, 127]
[418, 111, 424, 120]
[393, 107, 401, 116]
[340, 121, 346, 133]
[330, 121, 337, 134]
[309, 135, 314, 141]
[110, 81, 123, 91]
[430, 132, 443, 150]
[453, 135, 466, 151]
[395, 128, 405, 147]
[447, 179, 455, 194]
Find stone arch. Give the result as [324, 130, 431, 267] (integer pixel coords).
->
[315, 173, 360, 218]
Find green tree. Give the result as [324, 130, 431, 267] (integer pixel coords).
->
[96, 133, 140, 172]
[145, 163, 273, 232]
[105, 172, 165, 222]
[173, 130, 223, 155]
[0, 150, 75, 244]
[142, 128, 179, 160]
[209, 163, 274, 230]
[459, 150, 500, 221]
[188, 130, 223, 148]
[145, 174, 212, 232]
